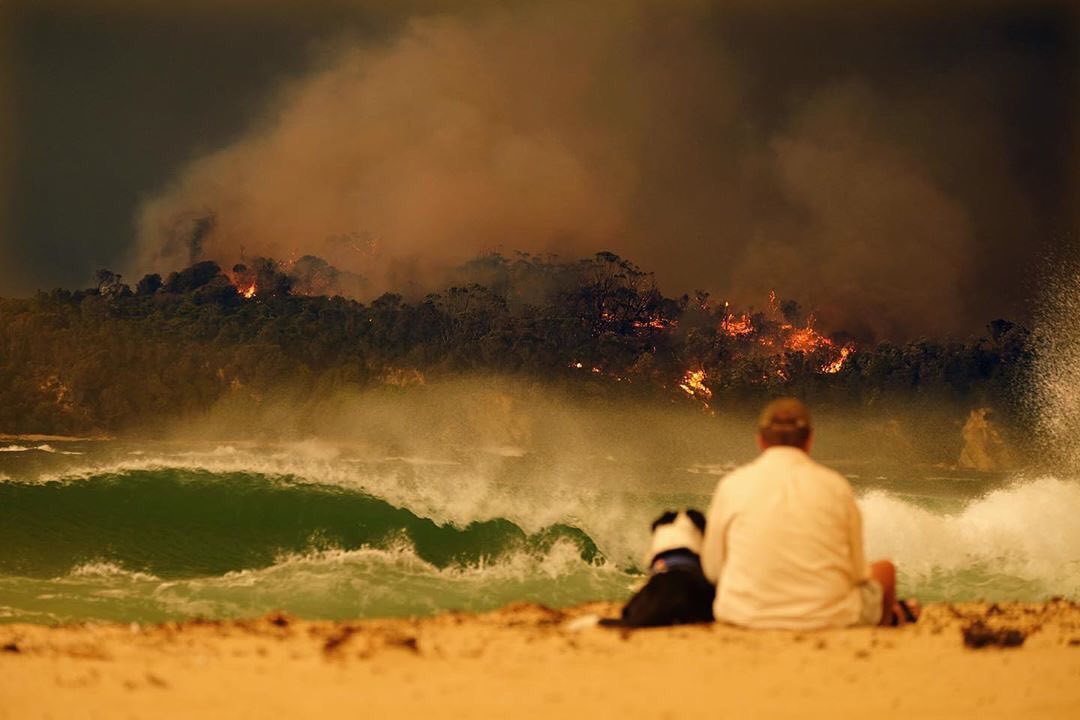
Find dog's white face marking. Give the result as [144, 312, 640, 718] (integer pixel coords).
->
[644, 510, 705, 566]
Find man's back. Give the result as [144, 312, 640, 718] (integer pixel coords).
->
[702, 446, 867, 629]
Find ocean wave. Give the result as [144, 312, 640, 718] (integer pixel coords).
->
[4, 443, 1079, 607]
[0, 469, 605, 579]
[11, 445, 671, 566]
[0, 538, 636, 625]
[0, 443, 82, 455]
[861, 476, 1080, 599]
[68, 561, 162, 583]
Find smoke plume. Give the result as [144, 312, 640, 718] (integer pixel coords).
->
[132, 1, 1073, 339]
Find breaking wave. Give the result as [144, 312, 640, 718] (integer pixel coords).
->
[1, 446, 1078, 623]
[862, 476, 1080, 601]
[0, 540, 634, 625]
[0, 468, 602, 579]
[0, 444, 82, 455]
[9, 443, 680, 567]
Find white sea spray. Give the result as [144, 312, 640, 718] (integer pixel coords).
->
[1032, 257, 1080, 470]
[861, 475, 1080, 599]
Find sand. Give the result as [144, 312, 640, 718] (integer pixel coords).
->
[2, 601, 1079, 719]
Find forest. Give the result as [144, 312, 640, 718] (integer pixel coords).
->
[0, 252, 1033, 436]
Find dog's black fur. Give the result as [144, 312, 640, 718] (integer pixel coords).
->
[609, 509, 716, 628]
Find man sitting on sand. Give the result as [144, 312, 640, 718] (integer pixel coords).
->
[701, 398, 914, 629]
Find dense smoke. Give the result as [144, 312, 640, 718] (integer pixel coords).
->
[132, 1, 1073, 340]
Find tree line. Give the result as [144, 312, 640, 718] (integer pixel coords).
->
[0, 253, 1033, 436]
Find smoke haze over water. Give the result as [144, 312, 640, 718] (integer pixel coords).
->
[4, 1, 1077, 339]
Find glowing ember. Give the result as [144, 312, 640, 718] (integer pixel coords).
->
[720, 312, 754, 337]
[633, 317, 676, 330]
[678, 368, 713, 400]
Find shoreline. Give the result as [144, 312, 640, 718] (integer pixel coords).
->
[2, 600, 1078, 719]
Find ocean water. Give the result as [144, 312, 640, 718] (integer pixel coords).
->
[1, 439, 1078, 625]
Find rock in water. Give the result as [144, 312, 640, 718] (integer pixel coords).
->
[958, 408, 1014, 472]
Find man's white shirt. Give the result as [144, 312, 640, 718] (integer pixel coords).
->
[702, 446, 868, 629]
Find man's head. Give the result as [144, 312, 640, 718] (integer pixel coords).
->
[756, 397, 812, 451]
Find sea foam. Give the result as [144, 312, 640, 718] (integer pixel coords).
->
[861, 476, 1080, 599]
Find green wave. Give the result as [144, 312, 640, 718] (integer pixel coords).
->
[0, 469, 601, 578]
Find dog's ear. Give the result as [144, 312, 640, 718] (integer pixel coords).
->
[685, 509, 706, 533]
[650, 510, 678, 531]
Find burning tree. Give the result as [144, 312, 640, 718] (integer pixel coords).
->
[670, 289, 859, 406]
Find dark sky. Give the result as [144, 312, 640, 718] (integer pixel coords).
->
[2, 1, 396, 294]
[2, 0, 1077, 339]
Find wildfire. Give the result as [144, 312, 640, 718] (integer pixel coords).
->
[678, 368, 713, 401]
[599, 310, 676, 332]
[720, 312, 754, 337]
[570, 361, 605, 374]
[779, 315, 856, 373]
[633, 317, 677, 331]
[712, 292, 858, 377]
[783, 318, 825, 354]
[227, 266, 258, 299]
[821, 344, 855, 374]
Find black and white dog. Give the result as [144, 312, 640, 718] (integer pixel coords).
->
[613, 509, 716, 628]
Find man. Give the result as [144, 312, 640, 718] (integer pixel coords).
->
[701, 398, 906, 629]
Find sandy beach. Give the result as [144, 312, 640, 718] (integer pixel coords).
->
[2, 600, 1079, 719]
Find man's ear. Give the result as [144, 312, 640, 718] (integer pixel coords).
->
[803, 431, 814, 453]
[756, 433, 768, 451]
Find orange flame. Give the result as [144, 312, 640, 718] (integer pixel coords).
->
[784, 317, 825, 353]
[678, 368, 713, 401]
[240, 283, 257, 299]
[633, 317, 676, 330]
[720, 312, 754, 337]
[718, 292, 858, 375]
[821, 344, 855, 374]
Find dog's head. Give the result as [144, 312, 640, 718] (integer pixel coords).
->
[644, 509, 706, 565]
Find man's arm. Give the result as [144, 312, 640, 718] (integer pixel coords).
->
[701, 479, 727, 584]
